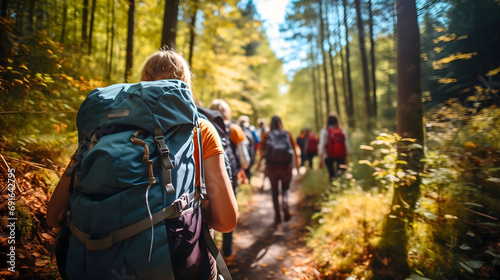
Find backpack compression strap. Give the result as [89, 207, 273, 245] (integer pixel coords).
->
[69, 190, 199, 251]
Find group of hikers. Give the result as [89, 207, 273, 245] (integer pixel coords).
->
[46, 49, 349, 280]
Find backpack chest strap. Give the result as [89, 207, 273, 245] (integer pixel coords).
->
[154, 128, 175, 195]
[70, 190, 199, 251]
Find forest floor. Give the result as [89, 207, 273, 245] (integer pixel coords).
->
[223, 168, 321, 280]
[0, 158, 60, 280]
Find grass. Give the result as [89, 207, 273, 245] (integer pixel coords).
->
[300, 171, 391, 278]
[299, 102, 500, 279]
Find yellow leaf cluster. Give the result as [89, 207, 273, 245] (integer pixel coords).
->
[438, 78, 457, 84]
[432, 52, 478, 70]
[486, 66, 500, 77]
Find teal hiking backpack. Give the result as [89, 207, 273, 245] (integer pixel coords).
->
[62, 80, 231, 280]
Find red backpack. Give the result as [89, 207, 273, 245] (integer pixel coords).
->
[326, 127, 346, 159]
[306, 133, 318, 154]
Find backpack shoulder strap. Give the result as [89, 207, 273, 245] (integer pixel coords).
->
[203, 224, 233, 280]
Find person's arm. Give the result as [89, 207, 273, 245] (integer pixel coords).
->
[259, 131, 268, 157]
[288, 131, 300, 169]
[46, 162, 73, 228]
[318, 129, 326, 168]
[202, 154, 238, 233]
[257, 131, 268, 167]
[198, 119, 238, 233]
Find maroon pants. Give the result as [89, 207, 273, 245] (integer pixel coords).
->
[265, 163, 292, 222]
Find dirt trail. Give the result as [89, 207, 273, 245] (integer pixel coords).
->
[224, 169, 320, 280]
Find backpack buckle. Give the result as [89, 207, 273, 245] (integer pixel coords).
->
[155, 135, 174, 171]
[154, 135, 170, 157]
[173, 194, 189, 213]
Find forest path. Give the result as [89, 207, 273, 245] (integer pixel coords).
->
[223, 168, 320, 280]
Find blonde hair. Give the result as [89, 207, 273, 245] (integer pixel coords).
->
[209, 99, 231, 121]
[141, 49, 193, 87]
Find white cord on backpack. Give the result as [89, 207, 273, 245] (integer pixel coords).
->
[196, 120, 206, 198]
[145, 184, 154, 262]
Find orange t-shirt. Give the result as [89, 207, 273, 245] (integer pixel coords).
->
[228, 123, 247, 146]
[193, 118, 224, 186]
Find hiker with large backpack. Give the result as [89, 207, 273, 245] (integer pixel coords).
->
[46, 49, 237, 280]
[318, 113, 349, 182]
[238, 115, 259, 184]
[259, 116, 299, 224]
[208, 99, 250, 259]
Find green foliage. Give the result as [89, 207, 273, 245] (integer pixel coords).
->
[305, 185, 390, 278]
[358, 132, 423, 192]
[304, 95, 500, 278]
[420, 0, 500, 106]
[15, 206, 34, 241]
[0, 18, 105, 163]
[298, 169, 330, 198]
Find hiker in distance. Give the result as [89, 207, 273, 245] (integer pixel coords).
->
[238, 114, 259, 184]
[318, 112, 349, 183]
[305, 128, 319, 169]
[259, 115, 300, 224]
[46, 49, 237, 280]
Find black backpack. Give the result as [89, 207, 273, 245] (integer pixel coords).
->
[265, 130, 294, 164]
[197, 107, 237, 185]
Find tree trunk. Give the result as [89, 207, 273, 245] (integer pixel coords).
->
[310, 36, 321, 132]
[107, 0, 115, 81]
[334, 0, 349, 123]
[311, 34, 324, 125]
[87, 0, 97, 55]
[125, 0, 135, 82]
[319, 0, 330, 114]
[188, 0, 199, 67]
[354, 0, 373, 124]
[371, 0, 424, 278]
[396, 1, 423, 142]
[312, 66, 320, 132]
[73, 5, 78, 45]
[368, 0, 377, 119]
[342, 0, 355, 128]
[1, 0, 7, 17]
[161, 0, 179, 50]
[104, 0, 111, 80]
[28, 0, 35, 32]
[81, 0, 89, 44]
[325, 0, 341, 116]
[60, 0, 68, 44]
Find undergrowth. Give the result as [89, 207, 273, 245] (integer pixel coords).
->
[302, 88, 500, 279]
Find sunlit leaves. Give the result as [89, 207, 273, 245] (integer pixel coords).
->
[438, 78, 457, 84]
[432, 52, 478, 70]
[432, 33, 467, 44]
[486, 66, 500, 77]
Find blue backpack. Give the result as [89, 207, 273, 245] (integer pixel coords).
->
[62, 80, 231, 280]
